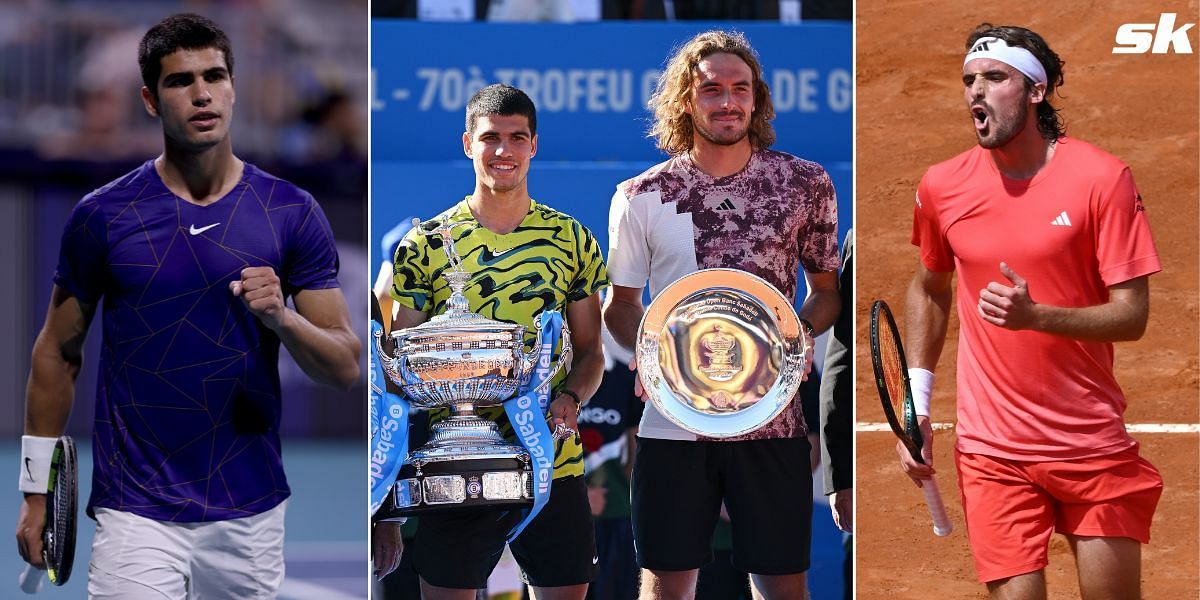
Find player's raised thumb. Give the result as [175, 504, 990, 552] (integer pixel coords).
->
[999, 262, 1025, 287]
[229, 280, 243, 296]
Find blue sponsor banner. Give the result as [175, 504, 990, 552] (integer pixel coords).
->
[371, 21, 851, 164]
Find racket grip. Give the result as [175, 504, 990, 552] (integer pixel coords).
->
[922, 476, 954, 537]
[18, 564, 43, 594]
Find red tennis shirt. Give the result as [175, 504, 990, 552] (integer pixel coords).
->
[912, 137, 1160, 461]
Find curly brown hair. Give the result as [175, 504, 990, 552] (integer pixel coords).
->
[648, 30, 776, 156]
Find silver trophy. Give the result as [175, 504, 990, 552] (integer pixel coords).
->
[374, 217, 572, 518]
[636, 269, 808, 437]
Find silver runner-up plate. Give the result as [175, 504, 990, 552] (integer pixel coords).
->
[636, 269, 808, 438]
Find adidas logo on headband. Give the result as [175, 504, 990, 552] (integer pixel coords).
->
[964, 36, 1048, 85]
[969, 40, 993, 54]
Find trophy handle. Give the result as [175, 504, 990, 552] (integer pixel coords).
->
[521, 318, 573, 398]
[374, 326, 413, 386]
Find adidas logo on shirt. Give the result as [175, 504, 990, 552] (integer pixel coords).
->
[1051, 211, 1072, 226]
[714, 198, 737, 211]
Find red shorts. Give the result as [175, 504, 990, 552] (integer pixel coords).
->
[955, 445, 1162, 583]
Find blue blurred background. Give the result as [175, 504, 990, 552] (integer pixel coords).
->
[371, 12, 851, 600]
[0, 1, 368, 598]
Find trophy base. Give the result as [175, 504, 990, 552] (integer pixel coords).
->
[375, 456, 534, 519]
[373, 409, 538, 520]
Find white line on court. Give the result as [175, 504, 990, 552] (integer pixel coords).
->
[856, 423, 1200, 433]
[856, 422, 957, 431]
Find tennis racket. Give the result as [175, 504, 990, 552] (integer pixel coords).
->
[16, 436, 77, 593]
[870, 300, 952, 536]
[43, 436, 78, 585]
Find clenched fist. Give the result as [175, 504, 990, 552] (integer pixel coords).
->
[230, 267, 288, 330]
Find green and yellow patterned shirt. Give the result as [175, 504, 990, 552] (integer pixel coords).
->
[391, 197, 609, 479]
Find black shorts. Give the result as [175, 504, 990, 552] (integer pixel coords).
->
[413, 475, 597, 589]
[631, 436, 813, 575]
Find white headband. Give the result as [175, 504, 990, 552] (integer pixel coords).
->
[964, 36, 1047, 86]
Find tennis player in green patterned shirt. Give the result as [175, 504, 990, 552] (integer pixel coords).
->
[387, 84, 607, 600]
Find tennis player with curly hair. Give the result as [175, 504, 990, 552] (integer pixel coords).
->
[902, 23, 1163, 600]
[603, 30, 841, 600]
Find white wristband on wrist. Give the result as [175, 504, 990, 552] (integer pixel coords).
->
[908, 368, 935, 418]
[19, 435, 58, 494]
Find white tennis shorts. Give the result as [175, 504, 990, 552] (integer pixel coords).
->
[88, 501, 287, 599]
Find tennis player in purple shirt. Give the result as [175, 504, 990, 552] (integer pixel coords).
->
[14, 14, 360, 598]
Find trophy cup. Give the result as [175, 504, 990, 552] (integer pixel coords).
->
[636, 269, 808, 437]
[373, 217, 571, 518]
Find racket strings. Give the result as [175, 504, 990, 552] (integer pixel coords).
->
[45, 438, 77, 585]
[877, 321, 909, 422]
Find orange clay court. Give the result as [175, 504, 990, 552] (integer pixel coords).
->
[854, 1, 1199, 598]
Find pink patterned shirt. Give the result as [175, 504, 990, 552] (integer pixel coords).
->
[608, 149, 839, 441]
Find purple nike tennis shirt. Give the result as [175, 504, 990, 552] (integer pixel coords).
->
[55, 160, 340, 522]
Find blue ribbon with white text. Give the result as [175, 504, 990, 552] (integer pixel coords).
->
[369, 319, 411, 516]
[502, 310, 563, 542]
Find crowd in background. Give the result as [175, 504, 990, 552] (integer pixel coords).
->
[0, 0, 368, 167]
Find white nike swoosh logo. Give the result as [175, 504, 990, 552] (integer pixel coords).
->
[493, 247, 516, 257]
[189, 223, 221, 235]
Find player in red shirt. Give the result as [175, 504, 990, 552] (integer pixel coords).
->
[902, 23, 1163, 599]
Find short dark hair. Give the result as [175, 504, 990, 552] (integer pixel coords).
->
[138, 14, 234, 96]
[465, 84, 537, 136]
[967, 24, 1066, 142]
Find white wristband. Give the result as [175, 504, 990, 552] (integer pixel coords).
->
[908, 368, 935, 418]
[19, 435, 58, 494]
